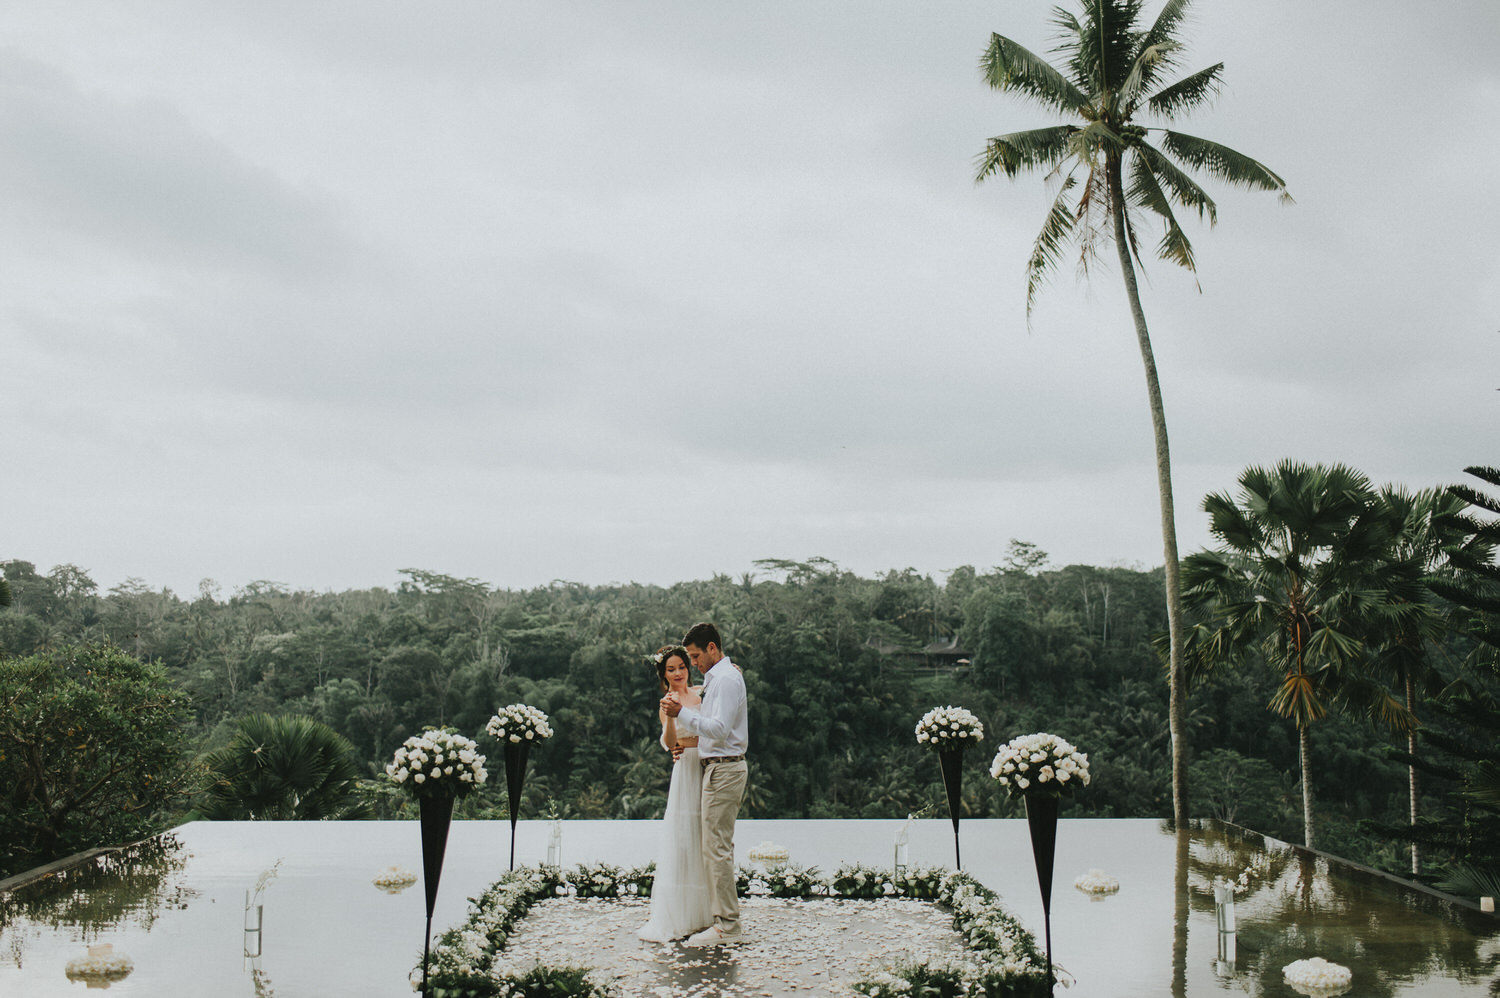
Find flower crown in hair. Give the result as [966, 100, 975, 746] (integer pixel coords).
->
[651, 652, 665, 665]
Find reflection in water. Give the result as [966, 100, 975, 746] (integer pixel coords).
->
[1187, 823, 1500, 997]
[0, 833, 193, 968]
[1, 820, 1497, 997]
[63, 941, 135, 987]
[1172, 828, 1188, 998]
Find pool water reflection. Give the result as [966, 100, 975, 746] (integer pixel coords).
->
[1, 819, 1495, 996]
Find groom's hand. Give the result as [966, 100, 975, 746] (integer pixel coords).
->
[660, 694, 682, 716]
[671, 745, 684, 761]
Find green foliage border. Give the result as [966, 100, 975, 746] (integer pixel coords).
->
[423, 863, 1051, 997]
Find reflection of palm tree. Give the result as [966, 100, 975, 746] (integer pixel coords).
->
[1171, 828, 1188, 998]
[975, 0, 1291, 828]
[0, 834, 193, 959]
[199, 714, 371, 820]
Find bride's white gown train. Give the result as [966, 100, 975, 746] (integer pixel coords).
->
[636, 746, 712, 941]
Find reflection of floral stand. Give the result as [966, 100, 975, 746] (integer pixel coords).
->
[503, 740, 530, 870]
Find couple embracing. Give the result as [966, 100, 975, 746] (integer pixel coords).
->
[636, 622, 748, 947]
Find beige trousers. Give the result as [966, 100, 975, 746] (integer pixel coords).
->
[700, 758, 747, 935]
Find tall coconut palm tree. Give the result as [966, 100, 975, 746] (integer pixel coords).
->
[199, 714, 371, 821]
[975, 0, 1291, 828]
[1181, 461, 1406, 849]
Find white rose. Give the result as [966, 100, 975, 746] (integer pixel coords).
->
[414, 773, 426, 783]
[510, 734, 521, 743]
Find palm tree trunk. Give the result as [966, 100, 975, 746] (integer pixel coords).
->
[1406, 671, 1419, 875]
[1108, 155, 1189, 828]
[1300, 724, 1315, 849]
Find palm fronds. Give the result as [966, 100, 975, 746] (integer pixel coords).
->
[979, 33, 1087, 113]
[1145, 63, 1224, 119]
[974, 125, 1076, 181]
[1159, 130, 1292, 199]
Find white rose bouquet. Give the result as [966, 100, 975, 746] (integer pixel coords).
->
[914, 705, 985, 750]
[385, 729, 488, 800]
[989, 731, 1090, 799]
[486, 704, 554, 744]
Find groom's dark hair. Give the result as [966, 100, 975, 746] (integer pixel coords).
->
[682, 622, 721, 650]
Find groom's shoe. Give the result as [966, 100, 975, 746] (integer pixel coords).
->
[684, 924, 741, 947]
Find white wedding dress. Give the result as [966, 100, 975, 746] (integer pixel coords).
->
[636, 743, 713, 941]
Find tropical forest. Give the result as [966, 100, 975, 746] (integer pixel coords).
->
[2, 463, 1497, 904]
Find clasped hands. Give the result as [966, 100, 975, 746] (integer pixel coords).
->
[661, 692, 686, 760]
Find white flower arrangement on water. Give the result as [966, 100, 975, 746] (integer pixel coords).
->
[989, 731, 1090, 799]
[747, 841, 789, 863]
[65, 943, 134, 982]
[373, 865, 418, 892]
[1073, 868, 1119, 895]
[914, 706, 985, 749]
[486, 703, 554, 744]
[1282, 956, 1352, 994]
[386, 728, 487, 799]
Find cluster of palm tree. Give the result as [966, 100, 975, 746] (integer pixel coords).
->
[1179, 461, 1499, 877]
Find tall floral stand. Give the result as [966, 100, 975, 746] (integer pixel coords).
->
[503, 740, 532, 871]
[418, 794, 456, 997]
[938, 748, 965, 868]
[1025, 795, 1059, 991]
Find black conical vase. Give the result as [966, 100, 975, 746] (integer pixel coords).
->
[937, 748, 964, 868]
[1024, 794, 1059, 991]
[418, 793, 456, 997]
[504, 740, 532, 870]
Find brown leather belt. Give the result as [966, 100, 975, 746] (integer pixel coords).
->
[701, 754, 745, 769]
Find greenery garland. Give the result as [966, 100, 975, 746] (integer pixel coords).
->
[422, 863, 1053, 997]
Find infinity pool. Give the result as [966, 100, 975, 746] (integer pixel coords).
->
[1, 818, 1495, 996]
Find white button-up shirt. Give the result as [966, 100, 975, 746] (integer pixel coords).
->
[676, 656, 748, 758]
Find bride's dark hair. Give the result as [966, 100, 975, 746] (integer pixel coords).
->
[653, 645, 689, 692]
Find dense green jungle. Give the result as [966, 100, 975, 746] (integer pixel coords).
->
[2, 501, 1497, 895]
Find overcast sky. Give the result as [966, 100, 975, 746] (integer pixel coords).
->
[4, 1, 1497, 597]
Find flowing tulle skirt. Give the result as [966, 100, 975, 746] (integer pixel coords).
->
[636, 747, 712, 941]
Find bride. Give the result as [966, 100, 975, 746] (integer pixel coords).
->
[636, 645, 713, 941]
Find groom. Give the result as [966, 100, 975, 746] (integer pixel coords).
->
[662, 621, 748, 946]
